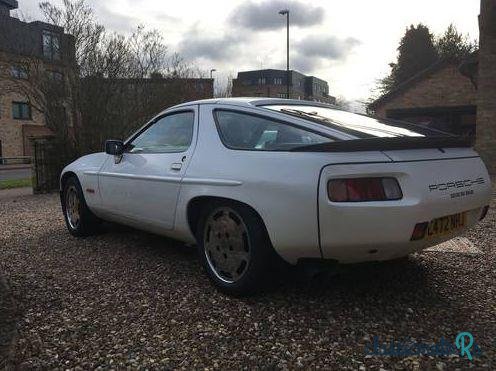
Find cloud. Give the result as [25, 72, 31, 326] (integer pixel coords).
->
[89, 1, 139, 34]
[290, 54, 321, 73]
[177, 26, 248, 61]
[295, 35, 361, 60]
[17, 0, 139, 34]
[229, 0, 324, 31]
[13, 1, 42, 22]
[289, 35, 361, 74]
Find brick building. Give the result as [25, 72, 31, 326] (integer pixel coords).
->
[0, 0, 76, 159]
[232, 69, 336, 104]
[370, 0, 496, 174]
[369, 61, 477, 136]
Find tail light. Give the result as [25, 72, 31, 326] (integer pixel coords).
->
[328, 177, 403, 202]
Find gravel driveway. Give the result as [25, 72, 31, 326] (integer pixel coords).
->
[0, 190, 495, 369]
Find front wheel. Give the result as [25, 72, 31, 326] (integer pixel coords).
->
[197, 201, 276, 296]
[62, 177, 100, 237]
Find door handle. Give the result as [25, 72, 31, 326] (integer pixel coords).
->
[171, 163, 182, 171]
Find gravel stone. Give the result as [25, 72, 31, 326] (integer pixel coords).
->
[0, 188, 495, 369]
[0, 274, 17, 368]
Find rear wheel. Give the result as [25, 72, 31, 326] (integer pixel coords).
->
[197, 201, 275, 295]
[62, 177, 99, 237]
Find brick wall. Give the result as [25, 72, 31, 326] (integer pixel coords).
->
[374, 64, 477, 118]
[0, 12, 76, 159]
[0, 84, 46, 157]
[476, 0, 496, 175]
[0, 47, 78, 158]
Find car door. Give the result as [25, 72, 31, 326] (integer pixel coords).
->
[98, 107, 197, 230]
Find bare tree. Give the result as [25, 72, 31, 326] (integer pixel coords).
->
[2, 0, 212, 192]
[334, 96, 351, 111]
[39, 0, 105, 77]
[215, 74, 233, 98]
[34, 0, 208, 154]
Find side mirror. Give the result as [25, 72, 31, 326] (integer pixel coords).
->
[105, 140, 124, 156]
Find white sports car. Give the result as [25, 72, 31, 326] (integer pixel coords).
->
[60, 98, 491, 295]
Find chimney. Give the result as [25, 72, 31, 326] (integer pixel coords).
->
[0, 0, 18, 17]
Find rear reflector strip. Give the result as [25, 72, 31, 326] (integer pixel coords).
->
[411, 222, 429, 241]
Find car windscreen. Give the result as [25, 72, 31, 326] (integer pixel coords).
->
[263, 105, 452, 139]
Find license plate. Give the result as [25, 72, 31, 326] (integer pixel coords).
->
[426, 212, 467, 239]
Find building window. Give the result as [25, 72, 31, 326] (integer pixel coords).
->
[11, 66, 28, 79]
[274, 78, 282, 85]
[42, 31, 61, 60]
[258, 77, 266, 85]
[12, 102, 32, 120]
[277, 93, 287, 99]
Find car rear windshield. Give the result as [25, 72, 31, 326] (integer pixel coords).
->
[214, 110, 332, 151]
[264, 105, 451, 139]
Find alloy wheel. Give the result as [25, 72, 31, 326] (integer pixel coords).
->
[203, 207, 251, 283]
[65, 185, 81, 230]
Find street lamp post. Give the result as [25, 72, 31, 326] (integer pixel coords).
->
[278, 9, 290, 99]
[210, 68, 216, 79]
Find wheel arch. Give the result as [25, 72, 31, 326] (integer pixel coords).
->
[60, 171, 78, 191]
[60, 171, 79, 207]
[186, 196, 272, 243]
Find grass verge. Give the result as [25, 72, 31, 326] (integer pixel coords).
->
[0, 178, 32, 190]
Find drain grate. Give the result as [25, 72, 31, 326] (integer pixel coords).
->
[423, 237, 482, 254]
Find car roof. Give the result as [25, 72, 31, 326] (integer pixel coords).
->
[170, 97, 338, 110]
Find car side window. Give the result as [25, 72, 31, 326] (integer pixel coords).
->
[127, 111, 194, 154]
[214, 110, 332, 151]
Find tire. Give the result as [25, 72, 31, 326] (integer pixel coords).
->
[196, 200, 276, 296]
[62, 176, 100, 237]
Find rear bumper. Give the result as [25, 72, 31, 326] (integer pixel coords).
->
[321, 207, 484, 263]
[318, 157, 491, 263]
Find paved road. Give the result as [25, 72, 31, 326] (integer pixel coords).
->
[0, 168, 32, 181]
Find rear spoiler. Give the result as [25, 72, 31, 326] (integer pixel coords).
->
[290, 136, 474, 152]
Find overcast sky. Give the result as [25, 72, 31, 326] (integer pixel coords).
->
[16, 0, 480, 109]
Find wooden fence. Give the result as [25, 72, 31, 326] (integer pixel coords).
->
[32, 138, 74, 194]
